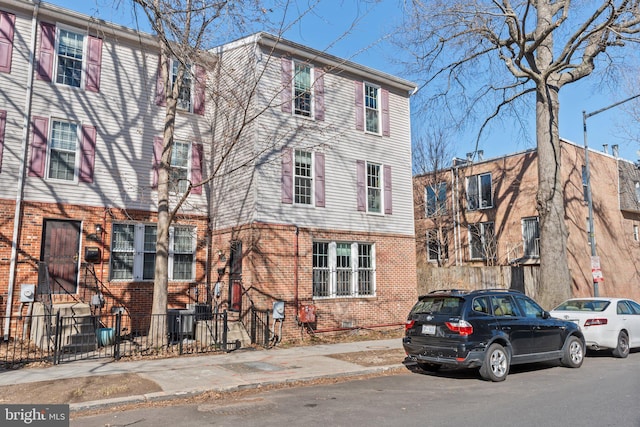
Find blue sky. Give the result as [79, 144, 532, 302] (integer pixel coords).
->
[46, 0, 640, 163]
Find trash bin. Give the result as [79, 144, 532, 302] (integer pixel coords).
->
[168, 309, 195, 340]
[96, 327, 114, 346]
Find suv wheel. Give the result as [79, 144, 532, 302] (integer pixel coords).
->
[560, 336, 584, 368]
[479, 343, 509, 382]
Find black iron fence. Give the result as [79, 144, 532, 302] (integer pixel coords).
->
[0, 309, 237, 369]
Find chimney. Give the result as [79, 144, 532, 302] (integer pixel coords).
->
[612, 145, 619, 158]
[466, 152, 473, 162]
[478, 150, 484, 160]
[602, 144, 608, 154]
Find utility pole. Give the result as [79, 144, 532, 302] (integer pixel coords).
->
[582, 93, 640, 297]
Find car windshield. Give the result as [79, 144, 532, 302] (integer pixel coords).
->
[410, 297, 463, 316]
[553, 299, 610, 312]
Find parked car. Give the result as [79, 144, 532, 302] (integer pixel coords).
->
[550, 297, 640, 358]
[402, 289, 585, 381]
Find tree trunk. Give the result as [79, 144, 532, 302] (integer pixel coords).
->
[535, 83, 572, 309]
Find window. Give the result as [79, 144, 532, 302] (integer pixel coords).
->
[294, 62, 312, 117]
[364, 83, 380, 133]
[634, 225, 639, 242]
[367, 162, 381, 213]
[170, 141, 190, 193]
[427, 229, 448, 262]
[312, 241, 375, 298]
[469, 222, 495, 260]
[56, 29, 84, 87]
[636, 181, 640, 202]
[514, 295, 544, 318]
[426, 182, 447, 216]
[48, 120, 78, 181]
[110, 223, 195, 281]
[294, 149, 312, 204]
[172, 61, 192, 111]
[466, 173, 492, 210]
[522, 217, 540, 257]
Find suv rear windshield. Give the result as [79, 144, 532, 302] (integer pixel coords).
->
[410, 296, 463, 316]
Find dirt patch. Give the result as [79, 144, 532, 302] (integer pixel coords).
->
[327, 348, 405, 366]
[0, 374, 161, 404]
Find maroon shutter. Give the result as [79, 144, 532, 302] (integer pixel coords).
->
[152, 136, 163, 188]
[28, 116, 49, 177]
[281, 57, 292, 113]
[191, 142, 203, 194]
[155, 56, 166, 106]
[314, 152, 325, 207]
[314, 70, 325, 121]
[354, 81, 364, 131]
[356, 160, 366, 211]
[193, 65, 206, 115]
[79, 124, 96, 183]
[85, 36, 102, 92]
[381, 88, 390, 137]
[0, 110, 6, 172]
[384, 165, 392, 214]
[0, 11, 16, 73]
[281, 148, 293, 204]
[37, 22, 55, 82]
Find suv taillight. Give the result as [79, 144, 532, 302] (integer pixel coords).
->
[445, 320, 473, 336]
[584, 318, 608, 326]
[404, 319, 415, 331]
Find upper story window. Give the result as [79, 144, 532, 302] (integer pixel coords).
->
[635, 181, 640, 202]
[365, 83, 380, 134]
[172, 61, 192, 111]
[294, 149, 313, 205]
[48, 120, 78, 181]
[280, 58, 324, 121]
[152, 137, 203, 195]
[294, 63, 312, 117]
[469, 221, 495, 260]
[170, 141, 190, 193]
[110, 223, 195, 281]
[466, 173, 492, 210]
[427, 229, 448, 263]
[426, 182, 447, 217]
[281, 148, 325, 207]
[56, 29, 84, 87]
[367, 162, 381, 213]
[36, 22, 102, 92]
[27, 116, 97, 183]
[312, 241, 375, 298]
[522, 217, 540, 258]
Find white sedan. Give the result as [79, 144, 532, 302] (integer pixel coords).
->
[550, 297, 640, 358]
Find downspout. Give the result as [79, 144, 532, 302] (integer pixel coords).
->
[4, 1, 40, 340]
[294, 226, 299, 321]
[99, 209, 107, 285]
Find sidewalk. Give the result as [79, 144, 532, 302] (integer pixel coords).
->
[0, 338, 405, 412]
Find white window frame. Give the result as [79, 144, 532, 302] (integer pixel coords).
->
[170, 140, 191, 194]
[110, 223, 195, 281]
[469, 221, 495, 260]
[364, 82, 380, 134]
[293, 61, 313, 117]
[294, 149, 313, 205]
[171, 60, 193, 112]
[367, 162, 382, 214]
[466, 173, 493, 210]
[425, 182, 447, 217]
[522, 217, 540, 258]
[54, 25, 87, 89]
[46, 118, 80, 182]
[312, 241, 376, 298]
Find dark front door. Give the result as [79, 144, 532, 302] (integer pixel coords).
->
[228, 240, 243, 312]
[41, 220, 81, 294]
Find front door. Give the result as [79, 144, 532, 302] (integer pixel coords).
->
[228, 240, 243, 312]
[41, 220, 81, 294]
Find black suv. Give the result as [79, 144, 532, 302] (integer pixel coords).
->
[403, 289, 585, 381]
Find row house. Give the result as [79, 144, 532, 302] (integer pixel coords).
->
[414, 140, 640, 305]
[0, 1, 418, 342]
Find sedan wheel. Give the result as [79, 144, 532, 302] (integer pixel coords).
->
[561, 336, 584, 368]
[612, 331, 629, 358]
[479, 343, 509, 382]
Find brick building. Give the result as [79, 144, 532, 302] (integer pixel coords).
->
[414, 140, 640, 306]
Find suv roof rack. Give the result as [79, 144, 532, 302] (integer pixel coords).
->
[468, 288, 523, 295]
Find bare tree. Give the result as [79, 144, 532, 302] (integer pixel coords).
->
[401, 1, 640, 308]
